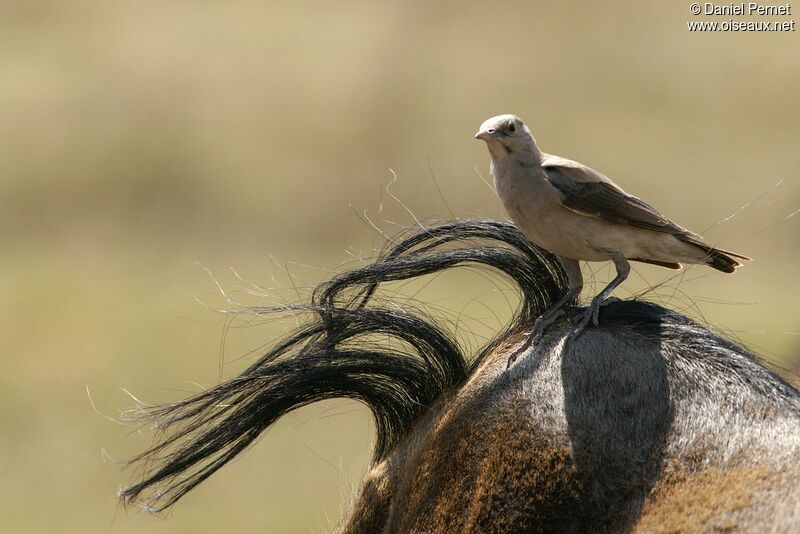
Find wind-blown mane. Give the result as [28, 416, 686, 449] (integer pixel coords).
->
[120, 220, 570, 510]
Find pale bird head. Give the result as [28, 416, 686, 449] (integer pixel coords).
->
[474, 114, 533, 150]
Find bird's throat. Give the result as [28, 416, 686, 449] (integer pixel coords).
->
[488, 144, 541, 182]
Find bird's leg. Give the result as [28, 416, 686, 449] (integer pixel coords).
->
[572, 254, 630, 337]
[507, 258, 582, 368]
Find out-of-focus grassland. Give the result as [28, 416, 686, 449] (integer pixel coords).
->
[1, 2, 798, 532]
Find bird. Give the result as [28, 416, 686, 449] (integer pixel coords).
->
[475, 114, 749, 366]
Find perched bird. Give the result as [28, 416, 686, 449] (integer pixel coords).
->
[475, 114, 749, 365]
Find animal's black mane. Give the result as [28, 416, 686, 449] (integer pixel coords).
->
[121, 220, 570, 510]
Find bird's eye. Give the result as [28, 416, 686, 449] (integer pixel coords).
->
[487, 128, 496, 134]
[508, 122, 516, 133]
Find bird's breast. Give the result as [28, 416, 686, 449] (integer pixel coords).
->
[494, 166, 610, 261]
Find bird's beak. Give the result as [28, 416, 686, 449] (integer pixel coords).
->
[474, 130, 491, 141]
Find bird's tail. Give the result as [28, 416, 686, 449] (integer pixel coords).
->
[679, 236, 751, 273]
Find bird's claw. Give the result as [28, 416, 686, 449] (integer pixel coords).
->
[506, 334, 538, 369]
[506, 309, 566, 369]
[570, 310, 593, 339]
[571, 296, 619, 339]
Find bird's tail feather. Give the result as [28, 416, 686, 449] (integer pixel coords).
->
[679, 236, 750, 273]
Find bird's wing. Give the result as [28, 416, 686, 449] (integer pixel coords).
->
[541, 154, 698, 237]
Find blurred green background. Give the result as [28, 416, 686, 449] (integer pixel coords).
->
[1, 1, 798, 532]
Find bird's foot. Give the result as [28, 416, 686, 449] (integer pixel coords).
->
[570, 296, 617, 339]
[506, 309, 565, 369]
[570, 310, 594, 340]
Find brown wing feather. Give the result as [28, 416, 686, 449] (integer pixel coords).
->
[543, 163, 693, 236]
